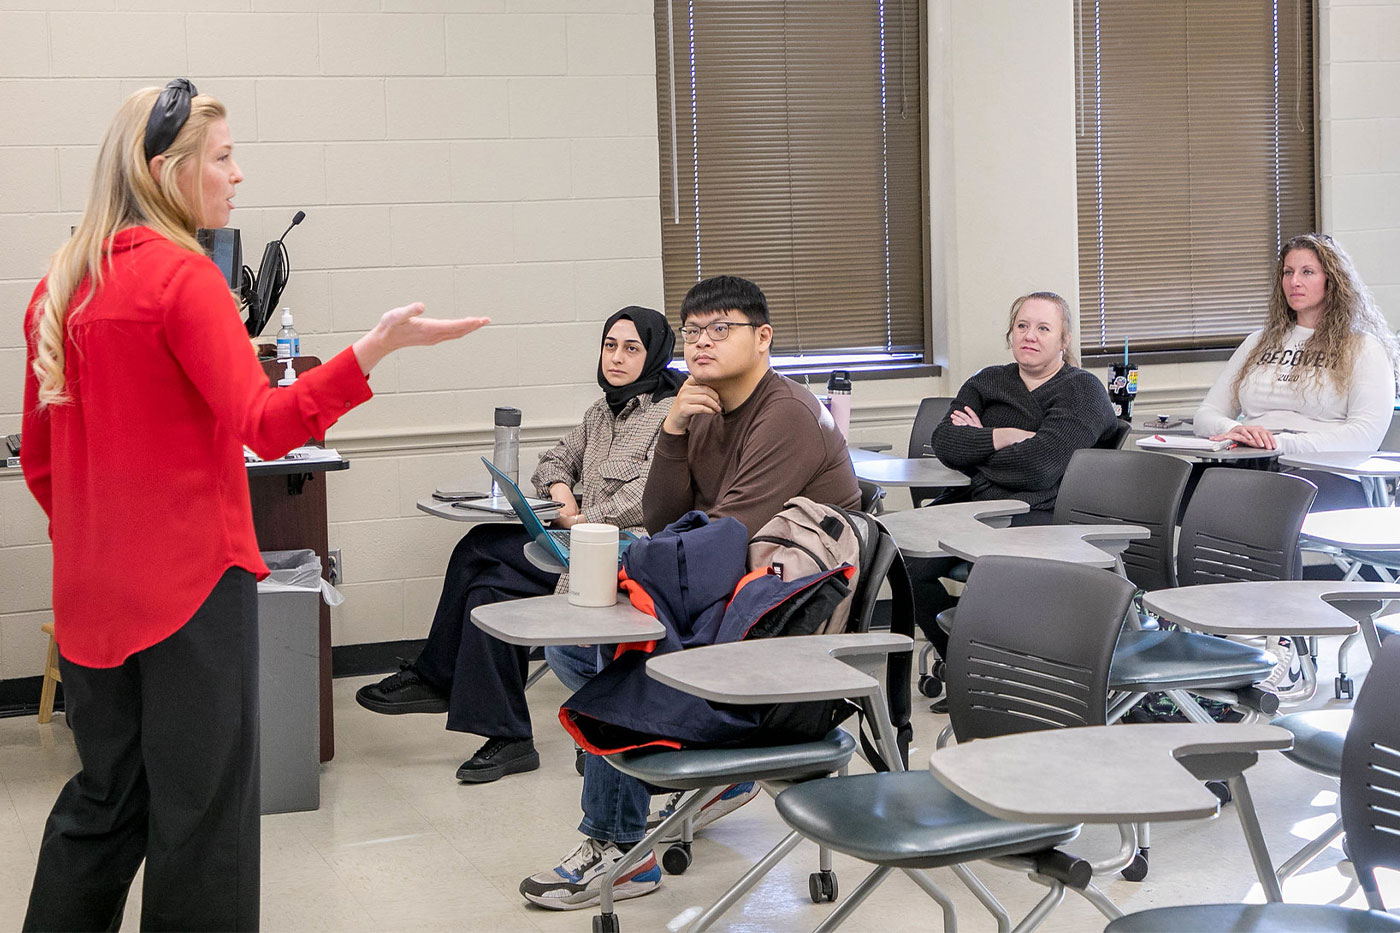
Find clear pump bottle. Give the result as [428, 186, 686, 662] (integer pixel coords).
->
[275, 308, 300, 361]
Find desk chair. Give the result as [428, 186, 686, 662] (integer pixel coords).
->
[586, 517, 911, 932]
[1107, 637, 1400, 932]
[776, 556, 1147, 930]
[913, 427, 1138, 697]
[1109, 469, 1316, 724]
[908, 396, 955, 507]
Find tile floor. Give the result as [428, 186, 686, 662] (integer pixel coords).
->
[1, 641, 1395, 932]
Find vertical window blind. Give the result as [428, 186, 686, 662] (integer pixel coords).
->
[654, 1, 927, 365]
[1074, 0, 1315, 354]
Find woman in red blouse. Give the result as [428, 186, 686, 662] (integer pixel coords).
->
[20, 80, 487, 932]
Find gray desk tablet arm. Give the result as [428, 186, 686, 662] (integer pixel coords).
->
[646, 632, 915, 772]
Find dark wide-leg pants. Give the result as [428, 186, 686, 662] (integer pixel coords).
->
[413, 523, 560, 740]
[24, 567, 260, 932]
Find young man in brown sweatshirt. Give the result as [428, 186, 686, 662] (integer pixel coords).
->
[523, 276, 859, 911]
[642, 274, 861, 536]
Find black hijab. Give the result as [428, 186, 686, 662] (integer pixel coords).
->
[597, 306, 686, 415]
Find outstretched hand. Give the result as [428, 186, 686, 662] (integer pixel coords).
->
[353, 303, 490, 374]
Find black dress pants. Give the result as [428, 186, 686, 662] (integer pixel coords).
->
[413, 523, 560, 740]
[24, 567, 260, 933]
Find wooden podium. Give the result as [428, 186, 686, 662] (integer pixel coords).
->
[249, 356, 344, 762]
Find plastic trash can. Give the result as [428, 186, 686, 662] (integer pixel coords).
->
[257, 549, 326, 814]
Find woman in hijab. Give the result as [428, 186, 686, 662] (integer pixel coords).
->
[355, 307, 684, 783]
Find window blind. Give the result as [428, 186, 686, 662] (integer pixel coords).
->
[654, 0, 927, 363]
[1074, 0, 1315, 354]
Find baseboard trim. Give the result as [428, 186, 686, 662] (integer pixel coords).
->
[0, 675, 63, 720]
[331, 639, 426, 678]
[0, 641, 424, 719]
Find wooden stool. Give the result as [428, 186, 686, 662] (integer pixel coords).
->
[38, 622, 61, 724]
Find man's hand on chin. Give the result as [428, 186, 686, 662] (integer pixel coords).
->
[662, 377, 723, 435]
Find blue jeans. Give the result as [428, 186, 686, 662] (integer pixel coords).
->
[545, 644, 652, 844]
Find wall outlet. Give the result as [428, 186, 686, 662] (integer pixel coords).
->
[327, 549, 343, 585]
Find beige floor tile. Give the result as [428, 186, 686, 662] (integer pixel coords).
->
[3, 639, 1399, 931]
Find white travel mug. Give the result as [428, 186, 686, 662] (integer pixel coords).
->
[567, 523, 619, 607]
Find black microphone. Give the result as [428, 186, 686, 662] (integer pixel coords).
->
[280, 210, 306, 242]
[247, 209, 306, 337]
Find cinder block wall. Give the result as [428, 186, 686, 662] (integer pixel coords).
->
[1318, 0, 1400, 318]
[0, 1, 669, 679]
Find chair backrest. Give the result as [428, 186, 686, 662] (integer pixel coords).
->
[1176, 468, 1316, 586]
[1054, 448, 1192, 591]
[857, 479, 886, 515]
[908, 396, 955, 458]
[1096, 419, 1132, 450]
[1382, 410, 1400, 452]
[1341, 636, 1400, 911]
[909, 396, 956, 507]
[847, 523, 899, 635]
[945, 555, 1136, 743]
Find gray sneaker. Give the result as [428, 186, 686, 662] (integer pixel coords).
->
[519, 838, 661, 910]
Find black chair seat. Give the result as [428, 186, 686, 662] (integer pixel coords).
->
[1106, 903, 1400, 932]
[774, 770, 1078, 869]
[936, 607, 956, 634]
[606, 729, 856, 790]
[1110, 630, 1275, 691]
[1274, 709, 1352, 777]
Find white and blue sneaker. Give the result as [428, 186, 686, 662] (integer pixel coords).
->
[519, 838, 661, 910]
[647, 782, 761, 842]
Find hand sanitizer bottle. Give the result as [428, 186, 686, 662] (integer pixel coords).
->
[275, 308, 300, 361]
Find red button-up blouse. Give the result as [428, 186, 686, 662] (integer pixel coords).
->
[22, 226, 374, 667]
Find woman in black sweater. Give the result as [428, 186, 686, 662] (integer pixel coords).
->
[914, 291, 1117, 667]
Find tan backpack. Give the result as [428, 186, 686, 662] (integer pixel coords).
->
[746, 497, 867, 634]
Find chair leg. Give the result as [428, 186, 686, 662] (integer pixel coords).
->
[1012, 876, 1066, 933]
[687, 830, 804, 932]
[523, 662, 551, 690]
[949, 863, 1011, 933]
[38, 631, 60, 725]
[1276, 815, 1344, 882]
[1069, 881, 1124, 922]
[598, 786, 712, 917]
[812, 866, 894, 933]
[1227, 773, 1283, 903]
[900, 868, 958, 933]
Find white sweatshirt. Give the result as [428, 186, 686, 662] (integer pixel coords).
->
[1194, 325, 1396, 454]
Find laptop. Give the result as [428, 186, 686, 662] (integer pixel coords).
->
[480, 457, 636, 566]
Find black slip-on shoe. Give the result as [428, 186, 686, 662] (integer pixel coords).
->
[456, 736, 540, 783]
[355, 661, 449, 715]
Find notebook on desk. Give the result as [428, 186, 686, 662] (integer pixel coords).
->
[1135, 434, 1235, 452]
[480, 457, 635, 566]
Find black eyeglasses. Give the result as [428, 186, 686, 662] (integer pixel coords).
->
[679, 321, 760, 343]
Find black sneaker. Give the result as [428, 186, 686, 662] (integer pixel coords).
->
[457, 737, 540, 783]
[355, 660, 448, 715]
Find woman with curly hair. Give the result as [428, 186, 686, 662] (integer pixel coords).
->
[1195, 233, 1397, 458]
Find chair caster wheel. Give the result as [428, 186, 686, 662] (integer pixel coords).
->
[662, 842, 692, 875]
[1336, 676, 1355, 700]
[918, 674, 943, 698]
[809, 869, 838, 903]
[1120, 847, 1149, 882]
[593, 912, 620, 933]
[1207, 780, 1232, 805]
[575, 746, 587, 776]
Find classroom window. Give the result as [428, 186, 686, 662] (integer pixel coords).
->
[1074, 0, 1316, 355]
[653, 0, 929, 370]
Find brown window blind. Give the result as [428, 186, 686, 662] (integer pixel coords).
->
[1074, 0, 1315, 355]
[654, 1, 927, 364]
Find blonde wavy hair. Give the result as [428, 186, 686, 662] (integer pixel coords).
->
[1005, 291, 1079, 368]
[31, 86, 226, 407]
[1230, 233, 1399, 403]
